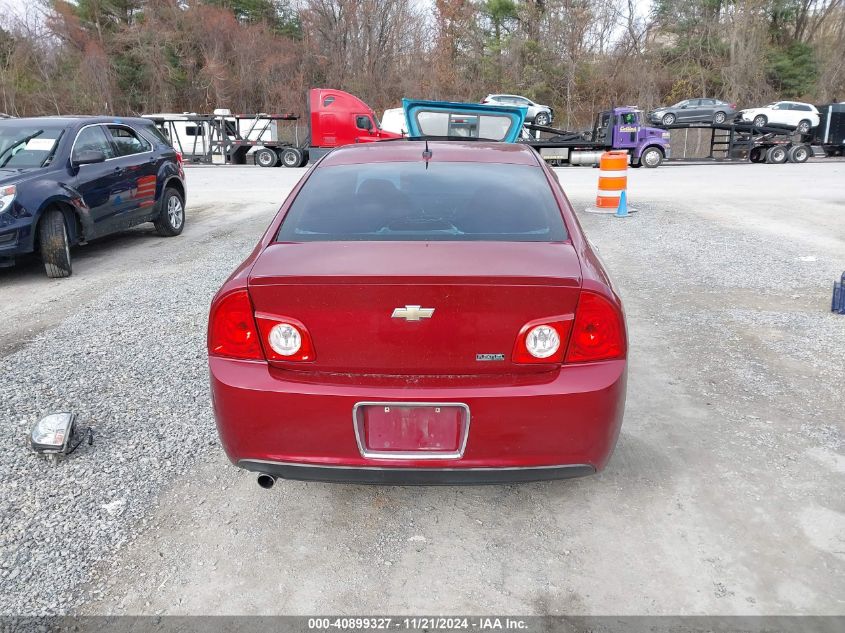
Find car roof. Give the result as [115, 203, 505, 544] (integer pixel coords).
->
[0, 115, 153, 127]
[321, 140, 541, 167]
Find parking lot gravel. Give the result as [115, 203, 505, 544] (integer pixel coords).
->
[0, 161, 843, 615]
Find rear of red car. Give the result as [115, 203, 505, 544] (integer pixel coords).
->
[208, 141, 626, 484]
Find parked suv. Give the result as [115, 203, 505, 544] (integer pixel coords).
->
[737, 101, 820, 133]
[0, 116, 186, 277]
[649, 98, 738, 125]
[481, 95, 553, 126]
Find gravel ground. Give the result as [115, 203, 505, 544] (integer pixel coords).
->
[0, 215, 248, 613]
[0, 161, 843, 615]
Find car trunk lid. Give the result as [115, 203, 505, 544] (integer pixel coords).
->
[248, 241, 582, 375]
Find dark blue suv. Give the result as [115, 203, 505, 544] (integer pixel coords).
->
[0, 116, 186, 277]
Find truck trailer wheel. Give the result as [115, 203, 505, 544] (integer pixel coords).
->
[280, 147, 303, 168]
[787, 144, 810, 163]
[255, 148, 278, 168]
[640, 147, 663, 168]
[766, 146, 788, 164]
[749, 147, 766, 163]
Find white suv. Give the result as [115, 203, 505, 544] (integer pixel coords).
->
[481, 95, 553, 126]
[738, 101, 820, 134]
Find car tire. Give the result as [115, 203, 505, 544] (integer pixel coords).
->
[255, 148, 278, 168]
[713, 111, 727, 124]
[534, 112, 551, 127]
[765, 145, 788, 164]
[641, 147, 663, 168]
[753, 115, 768, 128]
[787, 144, 810, 163]
[749, 147, 766, 163]
[39, 209, 72, 278]
[796, 119, 811, 134]
[154, 187, 186, 237]
[280, 147, 303, 168]
[661, 113, 676, 126]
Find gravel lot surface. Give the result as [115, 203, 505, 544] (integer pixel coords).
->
[0, 160, 843, 615]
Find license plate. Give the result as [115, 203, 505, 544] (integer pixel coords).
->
[353, 402, 470, 459]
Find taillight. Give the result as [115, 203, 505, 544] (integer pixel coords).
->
[255, 315, 315, 362]
[175, 150, 183, 165]
[565, 291, 626, 363]
[513, 318, 572, 364]
[208, 290, 263, 360]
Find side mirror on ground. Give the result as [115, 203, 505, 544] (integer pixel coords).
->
[73, 150, 107, 166]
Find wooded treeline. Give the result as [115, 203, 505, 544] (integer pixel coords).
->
[1, 0, 843, 128]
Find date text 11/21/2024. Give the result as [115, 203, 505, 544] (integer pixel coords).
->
[307, 618, 529, 631]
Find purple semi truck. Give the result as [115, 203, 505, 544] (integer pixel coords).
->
[524, 106, 672, 168]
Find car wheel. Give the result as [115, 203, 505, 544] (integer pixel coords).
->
[641, 147, 663, 168]
[749, 147, 765, 163]
[255, 148, 278, 168]
[534, 112, 551, 127]
[154, 187, 185, 237]
[787, 144, 810, 163]
[753, 115, 768, 128]
[796, 119, 811, 134]
[713, 111, 726, 124]
[765, 145, 788, 164]
[661, 113, 676, 126]
[281, 147, 303, 168]
[39, 208, 72, 278]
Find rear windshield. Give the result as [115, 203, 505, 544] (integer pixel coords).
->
[276, 162, 568, 242]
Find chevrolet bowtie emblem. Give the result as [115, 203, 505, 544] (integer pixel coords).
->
[391, 305, 435, 321]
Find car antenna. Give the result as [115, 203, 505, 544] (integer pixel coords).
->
[422, 139, 432, 167]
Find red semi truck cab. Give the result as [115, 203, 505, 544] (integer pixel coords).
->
[308, 89, 402, 162]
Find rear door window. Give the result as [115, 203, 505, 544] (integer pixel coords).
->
[139, 123, 172, 146]
[277, 162, 568, 242]
[108, 126, 151, 157]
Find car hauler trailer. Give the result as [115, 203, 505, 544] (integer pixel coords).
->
[143, 110, 303, 166]
[659, 120, 821, 163]
[144, 89, 400, 167]
[521, 107, 672, 168]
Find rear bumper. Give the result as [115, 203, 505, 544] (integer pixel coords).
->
[239, 459, 594, 484]
[211, 357, 626, 483]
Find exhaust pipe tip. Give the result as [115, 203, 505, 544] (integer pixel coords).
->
[257, 474, 276, 489]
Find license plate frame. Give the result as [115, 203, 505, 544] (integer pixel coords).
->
[352, 401, 470, 460]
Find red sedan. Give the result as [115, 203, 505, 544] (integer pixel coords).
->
[208, 141, 627, 486]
